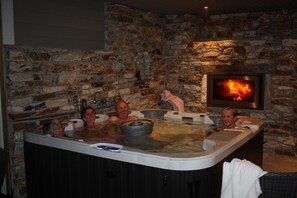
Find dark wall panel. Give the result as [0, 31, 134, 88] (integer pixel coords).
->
[14, 0, 105, 50]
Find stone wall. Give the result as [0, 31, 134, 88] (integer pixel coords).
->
[105, 3, 168, 108]
[163, 11, 297, 158]
[4, 3, 297, 197]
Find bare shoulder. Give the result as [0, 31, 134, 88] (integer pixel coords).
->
[108, 116, 119, 122]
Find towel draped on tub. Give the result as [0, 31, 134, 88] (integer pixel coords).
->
[221, 158, 267, 198]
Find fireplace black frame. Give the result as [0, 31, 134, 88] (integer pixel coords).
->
[207, 74, 265, 110]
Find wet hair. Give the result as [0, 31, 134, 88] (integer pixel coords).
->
[115, 99, 128, 111]
[42, 119, 62, 136]
[223, 107, 238, 117]
[81, 106, 96, 119]
[81, 106, 96, 126]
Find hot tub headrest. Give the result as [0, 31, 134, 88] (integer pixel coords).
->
[140, 109, 168, 120]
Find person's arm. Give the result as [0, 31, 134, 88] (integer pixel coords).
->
[108, 116, 120, 123]
[128, 115, 138, 120]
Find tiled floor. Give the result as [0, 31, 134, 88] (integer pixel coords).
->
[262, 152, 297, 172]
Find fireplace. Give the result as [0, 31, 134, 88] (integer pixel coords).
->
[207, 74, 265, 110]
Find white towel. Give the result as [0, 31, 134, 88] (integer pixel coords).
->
[221, 158, 267, 198]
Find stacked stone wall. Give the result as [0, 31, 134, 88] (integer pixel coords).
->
[163, 10, 297, 158]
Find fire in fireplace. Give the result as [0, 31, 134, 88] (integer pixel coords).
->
[207, 74, 265, 109]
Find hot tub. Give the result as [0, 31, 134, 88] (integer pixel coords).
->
[24, 110, 264, 198]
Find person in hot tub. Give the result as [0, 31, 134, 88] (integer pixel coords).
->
[159, 90, 184, 112]
[81, 106, 103, 128]
[108, 99, 137, 124]
[42, 118, 65, 137]
[216, 107, 238, 131]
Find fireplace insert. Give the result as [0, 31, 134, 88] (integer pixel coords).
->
[207, 74, 264, 109]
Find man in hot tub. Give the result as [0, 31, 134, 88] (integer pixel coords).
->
[108, 99, 137, 124]
[216, 107, 238, 131]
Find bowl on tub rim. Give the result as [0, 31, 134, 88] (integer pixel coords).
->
[119, 118, 154, 137]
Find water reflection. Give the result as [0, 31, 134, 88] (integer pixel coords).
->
[71, 118, 214, 153]
[73, 124, 122, 143]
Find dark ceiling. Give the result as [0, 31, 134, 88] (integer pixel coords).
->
[110, 0, 297, 16]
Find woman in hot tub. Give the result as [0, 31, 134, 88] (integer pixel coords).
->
[75, 106, 114, 141]
[81, 106, 103, 128]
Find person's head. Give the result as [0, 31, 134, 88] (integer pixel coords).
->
[115, 100, 129, 119]
[82, 107, 96, 127]
[42, 119, 64, 137]
[160, 90, 172, 101]
[222, 107, 237, 126]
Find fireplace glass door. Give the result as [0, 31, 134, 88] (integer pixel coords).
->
[207, 74, 264, 109]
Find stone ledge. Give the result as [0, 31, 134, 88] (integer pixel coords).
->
[9, 108, 75, 122]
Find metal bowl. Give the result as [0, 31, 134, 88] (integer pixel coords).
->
[119, 119, 154, 137]
[140, 109, 168, 120]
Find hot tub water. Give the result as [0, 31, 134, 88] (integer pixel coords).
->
[72, 117, 214, 153]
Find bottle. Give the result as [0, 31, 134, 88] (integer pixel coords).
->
[82, 99, 87, 110]
[78, 98, 81, 112]
[81, 99, 88, 118]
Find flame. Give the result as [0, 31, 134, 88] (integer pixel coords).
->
[218, 80, 253, 101]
